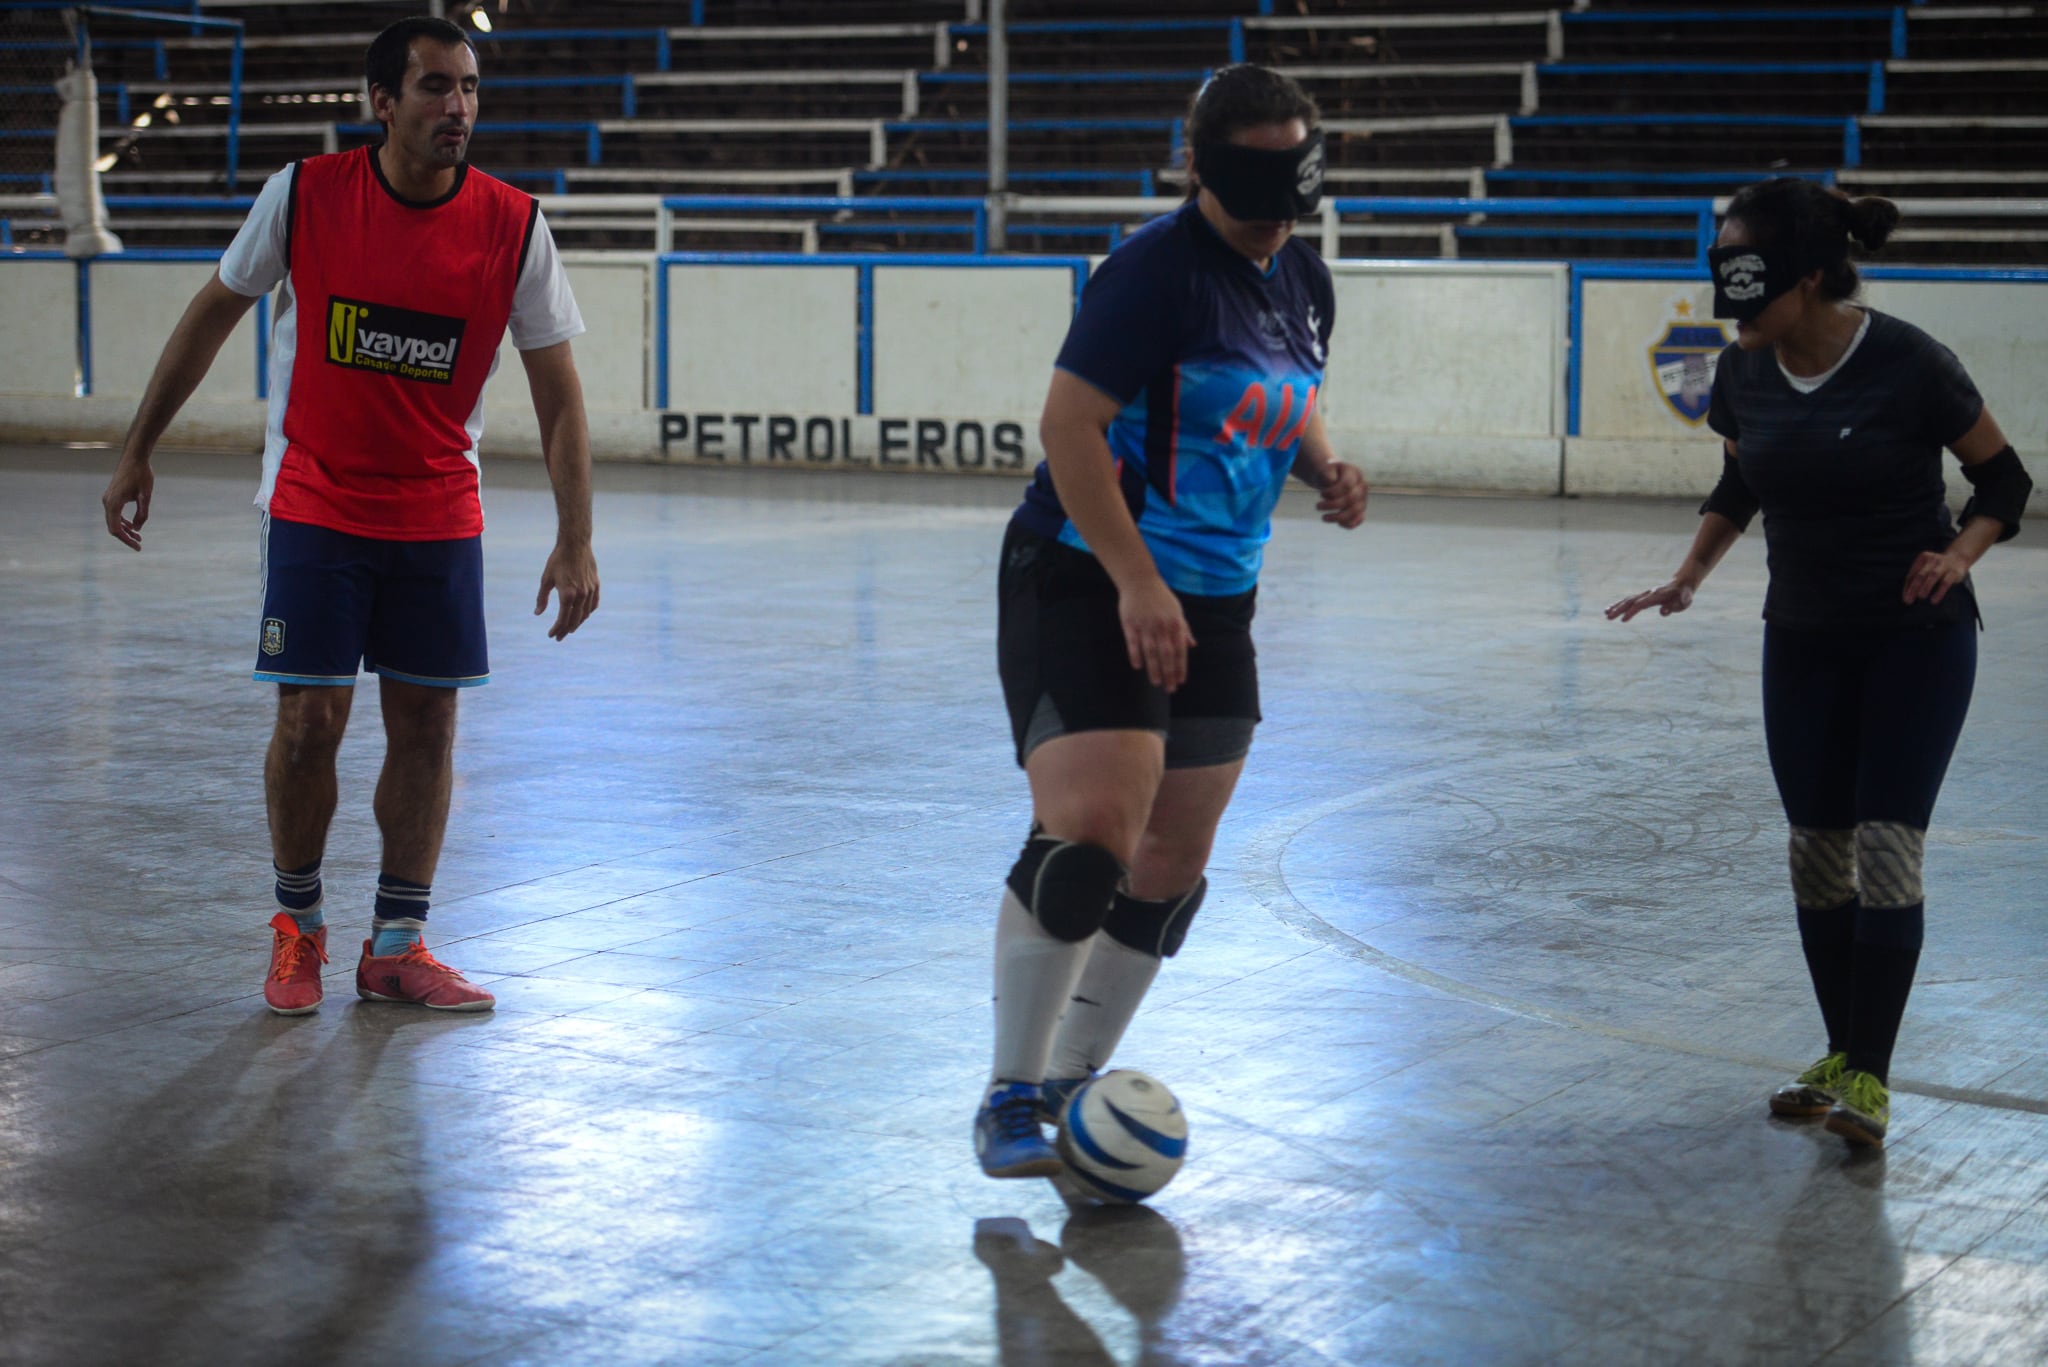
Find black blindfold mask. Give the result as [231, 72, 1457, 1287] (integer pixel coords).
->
[1193, 129, 1325, 223]
[1708, 244, 1809, 322]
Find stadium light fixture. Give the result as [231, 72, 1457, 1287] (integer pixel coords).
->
[469, 9, 492, 33]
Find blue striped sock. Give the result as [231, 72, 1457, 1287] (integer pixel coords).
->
[275, 860, 323, 932]
[371, 873, 429, 957]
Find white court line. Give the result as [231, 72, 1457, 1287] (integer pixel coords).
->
[1243, 782, 2048, 1117]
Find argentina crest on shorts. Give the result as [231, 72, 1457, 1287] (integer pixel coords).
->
[261, 617, 286, 656]
[1647, 298, 1729, 426]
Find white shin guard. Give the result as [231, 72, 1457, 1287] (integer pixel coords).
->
[991, 888, 1096, 1085]
[1047, 932, 1160, 1080]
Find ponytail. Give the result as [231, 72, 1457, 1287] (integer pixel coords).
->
[1841, 194, 1900, 252]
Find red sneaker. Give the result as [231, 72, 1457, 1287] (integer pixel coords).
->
[265, 911, 328, 1016]
[354, 938, 495, 1012]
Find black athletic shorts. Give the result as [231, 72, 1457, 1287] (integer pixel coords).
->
[997, 521, 1259, 770]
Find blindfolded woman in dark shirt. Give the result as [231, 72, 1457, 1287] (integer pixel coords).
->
[1608, 177, 2032, 1151]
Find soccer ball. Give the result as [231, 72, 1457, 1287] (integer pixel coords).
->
[1053, 1069, 1188, 1205]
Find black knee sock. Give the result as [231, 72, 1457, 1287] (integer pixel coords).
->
[1796, 900, 1859, 1056]
[1845, 901, 1925, 1084]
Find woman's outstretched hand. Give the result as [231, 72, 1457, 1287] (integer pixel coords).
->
[1605, 581, 1695, 622]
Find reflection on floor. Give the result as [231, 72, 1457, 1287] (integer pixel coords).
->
[1, 446, 2044, 1366]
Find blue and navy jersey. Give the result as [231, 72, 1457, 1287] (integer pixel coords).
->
[1013, 200, 1336, 597]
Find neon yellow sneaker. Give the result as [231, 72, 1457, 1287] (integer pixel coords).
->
[1769, 1052, 1848, 1117]
[1824, 1070, 1890, 1148]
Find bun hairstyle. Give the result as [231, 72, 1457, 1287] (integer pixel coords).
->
[1841, 194, 1901, 252]
[1725, 176, 1902, 301]
[1182, 64, 1320, 200]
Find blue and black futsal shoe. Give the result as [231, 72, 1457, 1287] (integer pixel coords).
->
[975, 1081, 1063, 1179]
[1036, 1074, 1096, 1126]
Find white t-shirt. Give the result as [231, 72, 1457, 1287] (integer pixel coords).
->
[1778, 309, 1872, 396]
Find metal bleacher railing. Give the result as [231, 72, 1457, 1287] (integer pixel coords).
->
[1, 0, 248, 189]
[8, 190, 2044, 262]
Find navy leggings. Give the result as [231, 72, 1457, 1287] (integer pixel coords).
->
[1762, 620, 1976, 832]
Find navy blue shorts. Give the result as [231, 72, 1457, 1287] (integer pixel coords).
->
[254, 515, 489, 688]
[1762, 619, 1976, 831]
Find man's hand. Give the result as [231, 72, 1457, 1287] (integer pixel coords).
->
[101, 457, 155, 550]
[535, 540, 599, 640]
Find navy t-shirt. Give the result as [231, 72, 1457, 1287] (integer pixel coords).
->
[1012, 200, 1336, 597]
[1705, 309, 1985, 630]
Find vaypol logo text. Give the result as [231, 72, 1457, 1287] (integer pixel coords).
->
[326, 296, 466, 385]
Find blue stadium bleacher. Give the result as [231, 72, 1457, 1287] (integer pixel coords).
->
[1, 0, 2045, 264]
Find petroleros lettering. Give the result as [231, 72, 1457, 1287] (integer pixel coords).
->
[325, 295, 466, 385]
[659, 412, 1027, 473]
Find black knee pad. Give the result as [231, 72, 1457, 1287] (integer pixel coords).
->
[1103, 876, 1207, 959]
[1007, 835, 1124, 943]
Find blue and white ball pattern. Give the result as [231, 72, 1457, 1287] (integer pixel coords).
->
[1053, 1069, 1188, 1204]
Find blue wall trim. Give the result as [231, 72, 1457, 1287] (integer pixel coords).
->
[654, 253, 671, 410]
[653, 253, 1096, 415]
[76, 259, 90, 397]
[856, 265, 874, 416]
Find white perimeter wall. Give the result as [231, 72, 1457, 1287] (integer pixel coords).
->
[1571, 275, 2048, 504]
[0, 260, 79, 397]
[1322, 261, 1565, 495]
[871, 266, 1076, 418]
[3, 252, 2043, 509]
[486, 255, 657, 454]
[89, 259, 263, 403]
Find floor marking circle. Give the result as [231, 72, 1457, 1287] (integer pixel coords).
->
[1245, 786, 2048, 1117]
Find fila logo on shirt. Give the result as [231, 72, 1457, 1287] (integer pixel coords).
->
[1217, 381, 1318, 450]
[326, 296, 467, 385]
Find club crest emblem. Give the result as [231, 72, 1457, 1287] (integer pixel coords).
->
[1716, 251, 1768, 303]
[261, 617, 286, 656]
[1256, 308, 1290, 351]
[1647, 296, 1729, 426]
[1295, 139, 1326, 198]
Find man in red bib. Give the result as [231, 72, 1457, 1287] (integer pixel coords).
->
[100, 17, 599, 1015]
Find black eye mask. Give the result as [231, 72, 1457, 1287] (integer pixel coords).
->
[1708, 244, 1808, 321]
[1193, 129, 1325, 223]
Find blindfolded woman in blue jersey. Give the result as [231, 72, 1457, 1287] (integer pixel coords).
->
[974, 65, 1370, 1180]
[1609, 178, 2032, 1150]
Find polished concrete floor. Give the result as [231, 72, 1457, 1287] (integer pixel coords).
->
[0, 443, 2044, 1367]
